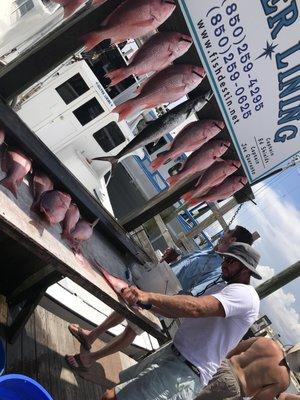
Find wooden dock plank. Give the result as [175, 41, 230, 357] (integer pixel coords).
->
[35, 306, 52, 394]
[22, 311, 37, 380]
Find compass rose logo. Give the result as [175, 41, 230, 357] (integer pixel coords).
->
[256, 41, 278, 60]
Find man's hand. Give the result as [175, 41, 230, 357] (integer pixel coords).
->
[160, 247, 180, 264]
[121, 286, 150, 307]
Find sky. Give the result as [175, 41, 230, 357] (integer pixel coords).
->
[223, 165, 300, 345]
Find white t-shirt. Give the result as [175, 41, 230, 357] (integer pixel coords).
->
[173, 283, 260, 385]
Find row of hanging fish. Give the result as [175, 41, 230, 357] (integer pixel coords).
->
[183, 174, 248, 206]
[105, 31, 193, 87]
[78, 0, 204, 121]
[82, 0, 177, 52]
[145, 119, 247, 204]
[0, 129, 98, 253]
[114, 64, 205, 121]
[91, 92, 213, 169]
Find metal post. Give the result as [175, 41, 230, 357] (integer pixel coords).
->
[256, 261, 300, 299]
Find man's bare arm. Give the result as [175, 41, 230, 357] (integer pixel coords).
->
[226, 337, 260, 358]
[146, 293, 225, 318]
[122, 287, 225, 318]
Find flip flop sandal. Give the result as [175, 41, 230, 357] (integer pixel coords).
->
[68, 325, 92, 351]
[65, 354, 90, 372]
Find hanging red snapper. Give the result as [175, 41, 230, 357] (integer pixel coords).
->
[61, 203, 80, 239]
[114, 64, 205, 121]
[106, 32, 193, 87]
[183, 160, 241, 203]
[189, 176, 248, 205]
[83, 0, 176, 52]
[0, 149, 32, 198]
[68, 218, 99, 252]
[167, 140, 230, 187]
[39, 190, 71, 225]
[151, 120, 224, 170]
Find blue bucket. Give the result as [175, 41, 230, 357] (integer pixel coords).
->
[0, 340, 4, 376]
[0, 374, 53, 400]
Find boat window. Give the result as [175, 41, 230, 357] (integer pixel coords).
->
[93, 122, 125, 152]
[56, 73, 89, 105]
[73, 98, 104, 126]
[11, 0, 34, 24]
[145, 137, 167, 155]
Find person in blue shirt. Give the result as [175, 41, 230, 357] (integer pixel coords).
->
[163, 225, 254, 295]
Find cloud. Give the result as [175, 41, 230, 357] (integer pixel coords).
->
[223, 184, 300, 343]
[251, 265, 300, 344]
[226, 181, 300, 269]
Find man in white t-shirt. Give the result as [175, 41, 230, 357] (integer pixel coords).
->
[101, 242, 261, 400]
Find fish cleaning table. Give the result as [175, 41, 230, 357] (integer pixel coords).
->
[0, 104, 165, 345]
[0, 177, 164, 343]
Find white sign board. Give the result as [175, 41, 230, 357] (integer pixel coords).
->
[178, 0, 300, 183]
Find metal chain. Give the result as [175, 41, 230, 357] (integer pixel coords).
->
[228, 203, 243, 228]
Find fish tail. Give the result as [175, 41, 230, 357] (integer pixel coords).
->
[113, 98, 141, 121]
[92, 155, 118, 166]
[92, 156, 118, 186]
[82, 31, 105, 52]
[0, 177, 18, 198]
[150, 150, 170, 170]
[105, 68, 129, 87]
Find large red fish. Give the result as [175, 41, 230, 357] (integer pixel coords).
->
[167, 140, 230, 188]
[83, 0, 176, 52]
[0, 149, 32, 198]
[183, 160, 241, 203]
[31, 170, 54, 213]
[95, 263, 152, 309]
[68, 218, 99, 252]
[105, 32, 193, 87]
[114, 64, 205, 121]
[39, 190, 71, 225]
[189, 176, 248, 205]
[151, 120, 224, 170]
[61, 203, 80, 240]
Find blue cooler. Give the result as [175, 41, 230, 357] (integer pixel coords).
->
[0, 374, 53, 400]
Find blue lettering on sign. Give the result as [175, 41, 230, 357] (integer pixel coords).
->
[268, 1, 298, 39]
[260, 1, 299, 144]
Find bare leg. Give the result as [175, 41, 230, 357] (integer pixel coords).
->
[66, 326, 137, 368]
[87, 311, 125, 344]
[69, 311, 125, 347]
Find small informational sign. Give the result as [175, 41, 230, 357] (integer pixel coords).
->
[178, 0, 300, 183]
